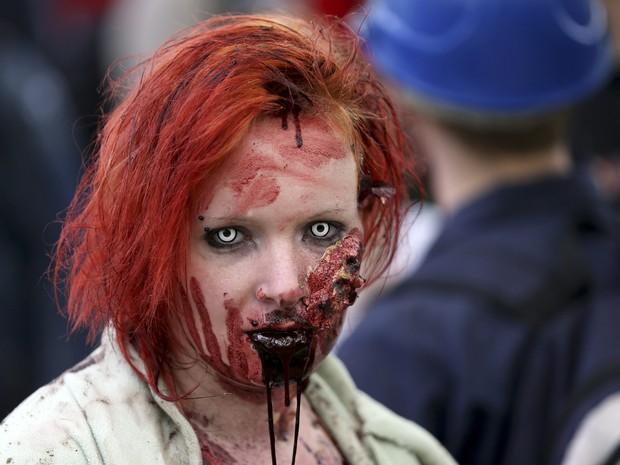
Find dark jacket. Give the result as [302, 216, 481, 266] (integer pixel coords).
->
[338, 173, 620, 465]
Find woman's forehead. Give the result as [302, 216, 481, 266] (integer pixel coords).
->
[194, 117, 358, 215]
[227, 116, 354, 175]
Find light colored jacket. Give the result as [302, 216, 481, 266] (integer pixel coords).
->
[0, 333, 456, 465]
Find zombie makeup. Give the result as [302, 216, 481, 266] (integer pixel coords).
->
[248, 229, 363, 465]
[184, 115, 362, 464]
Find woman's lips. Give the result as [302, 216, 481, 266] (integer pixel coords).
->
[247, 329, 314, 389]
[247, 329, 311, 352]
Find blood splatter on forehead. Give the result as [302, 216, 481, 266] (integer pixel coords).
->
[208, 116, 354, 216]
[277, 116, 350, 169]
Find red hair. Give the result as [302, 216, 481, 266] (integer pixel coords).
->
[54, 14, 420, 393]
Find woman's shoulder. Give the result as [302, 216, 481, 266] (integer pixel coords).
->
[308, 355, 458, 465]
[0, 339, 195, 465]
[1, 376, 93, 464]
[0, 345, 112, 464]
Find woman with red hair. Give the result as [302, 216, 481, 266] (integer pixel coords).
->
[0, 14, 455, 465]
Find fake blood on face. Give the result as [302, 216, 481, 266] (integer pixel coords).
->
[185, 114, 361, 463]
[186, 280, 263, 393]
[219, 115, 349, 217]
[247, 229, 364, 465]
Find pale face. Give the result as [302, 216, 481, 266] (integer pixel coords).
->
[185, 116, 363, 389]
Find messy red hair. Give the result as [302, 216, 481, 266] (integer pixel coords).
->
[54, 14, 420, 392]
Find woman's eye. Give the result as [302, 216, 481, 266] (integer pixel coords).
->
[206, 227, 246, 249]
[217, 228, 238, 243]
[305, 221, 343, 245]
[310, 222, 331, 238]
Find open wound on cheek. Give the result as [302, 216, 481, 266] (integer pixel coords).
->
[304, 228, 365, 323]
[248, 228, 364, 465]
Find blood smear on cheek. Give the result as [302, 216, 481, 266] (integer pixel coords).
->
[224, 299, 261, 383]
[188, 278, 229, 377]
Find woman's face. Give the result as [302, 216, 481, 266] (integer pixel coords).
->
[186, 116, 363, 390]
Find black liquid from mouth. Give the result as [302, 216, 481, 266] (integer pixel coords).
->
[248, 329, 313, 465]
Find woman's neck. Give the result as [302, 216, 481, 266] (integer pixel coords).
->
[173, 362, 341, 465]
[172, 360, 301, 443]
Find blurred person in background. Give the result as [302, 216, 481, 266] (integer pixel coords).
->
[571, 0, 620, 216]
[338, 1, 620, 465]
[18, 0, 116, 148]
[0, 0, 92, 418]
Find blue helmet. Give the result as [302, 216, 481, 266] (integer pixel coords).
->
[364, 0, 614, 115]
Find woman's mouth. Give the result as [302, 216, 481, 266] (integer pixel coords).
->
[247, 328, 314, 401]
[248, 328, 315, 465]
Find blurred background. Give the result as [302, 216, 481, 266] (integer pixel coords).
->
[0, 0, 618, 419]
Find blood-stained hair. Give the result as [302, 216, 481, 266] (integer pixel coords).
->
[54, 14, 420, 393]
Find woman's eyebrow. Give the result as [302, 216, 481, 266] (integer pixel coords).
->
[200, 215, 248, 223]
[203, 205, 351, 219]
[305, 207, 354, 221]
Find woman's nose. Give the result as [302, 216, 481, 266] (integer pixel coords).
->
[256, 244, 307, 308]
